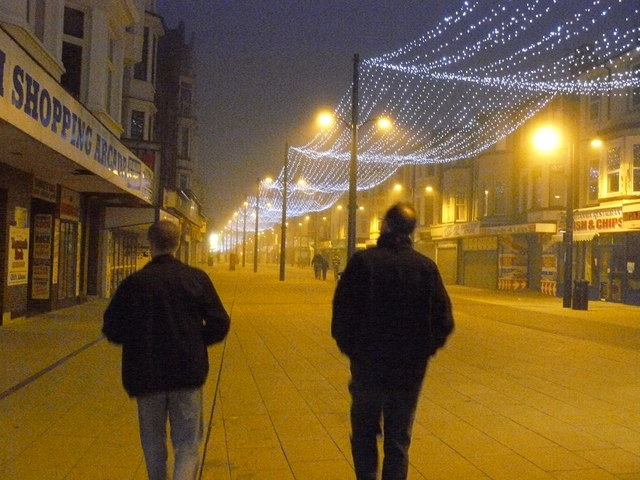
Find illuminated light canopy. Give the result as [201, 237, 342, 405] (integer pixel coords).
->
[224, 0, 640, 235]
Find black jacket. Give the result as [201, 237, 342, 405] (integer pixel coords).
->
[332, 233, 454, 388]
[103, 255, 230, 397]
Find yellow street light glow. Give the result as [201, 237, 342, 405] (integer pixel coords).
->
[532, 125, 562, 153]
[394, 183, 403, 191]
[425, 185, 433, 193]
[208, 233, 220, 251]
[317, 111, 334, 128]
[590, 138, 603, 148]
[337, 204, 343, 210]
[376, 117, 392, 130]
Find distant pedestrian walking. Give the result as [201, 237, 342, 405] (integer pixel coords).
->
[332, 203, 454, 480]
[311, 253, 325, 280]
[331, 252, 341, 280]
[320, 255, 329, 280]
[103, 220, 230, 480]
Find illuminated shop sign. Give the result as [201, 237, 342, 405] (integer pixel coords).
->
[573, 208, 623, 232]
[622, 203, 640, 230]
[0, 30, 152, 203]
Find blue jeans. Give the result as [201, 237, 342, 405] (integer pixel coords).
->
[349, 381, 421, 480]
[137, 387, 204, 480]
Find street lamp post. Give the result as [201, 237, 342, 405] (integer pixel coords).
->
[347, 53, 360, 260]
[318, 54, 390, 259]
[563, 142, 576, 308]
[253, 178, 260, 273]
[242, 199, 247, 267]
[234, 211, 239, 256]
[532, 125, 575, 308]
[279, 143, 289, 281]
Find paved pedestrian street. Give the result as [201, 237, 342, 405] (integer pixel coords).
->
[1, 264, 639, 479]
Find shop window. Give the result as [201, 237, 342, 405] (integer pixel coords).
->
[110, 231, 137, 293]
[58, 220, 78, 300]
[130, 110, 145, 140]
[606, 146, 621, 193]
[134, 27, 149, 81]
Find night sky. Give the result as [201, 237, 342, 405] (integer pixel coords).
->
[155, 1, 634, 229]
[155, 1, 454, 227]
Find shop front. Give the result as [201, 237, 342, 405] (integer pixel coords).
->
[0, 28, 154, 322]
[432, 221, 557, 290]
[563, 205, 640, 305]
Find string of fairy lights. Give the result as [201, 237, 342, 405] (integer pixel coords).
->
[220, 0, 640, 242]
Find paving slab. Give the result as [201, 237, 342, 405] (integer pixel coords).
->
[0, 264, 638, 479]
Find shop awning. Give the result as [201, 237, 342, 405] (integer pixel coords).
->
[552, 232, 598, 242]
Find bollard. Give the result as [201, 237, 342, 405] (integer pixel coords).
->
[572, 280, 589, 310]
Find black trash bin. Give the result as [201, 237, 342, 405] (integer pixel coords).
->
[572, 280, 589, 310]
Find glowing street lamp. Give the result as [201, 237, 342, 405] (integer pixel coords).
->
[242, 200, 248, 267]
[532, 125, 575, 308]
[280, 144, 289, 281]
[319, 54, 392, 259]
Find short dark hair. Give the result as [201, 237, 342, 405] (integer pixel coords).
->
[148, 220, 181, 252]
[383, 203, 416, 235]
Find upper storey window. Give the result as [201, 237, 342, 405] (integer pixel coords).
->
[61, 7, 86, 99]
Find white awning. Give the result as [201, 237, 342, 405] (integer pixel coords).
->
[551, 232, 598, 242]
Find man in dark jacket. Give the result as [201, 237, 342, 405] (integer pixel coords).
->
[332, 203, 454, 480]
[103, 220, 230, 480]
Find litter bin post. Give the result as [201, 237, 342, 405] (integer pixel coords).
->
[572, 280, 589, 310]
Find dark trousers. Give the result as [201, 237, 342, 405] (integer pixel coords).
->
[349, 380, 422, 480]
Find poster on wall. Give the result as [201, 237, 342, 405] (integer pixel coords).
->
[52, 218, 60, 285]
[32, 214, 53, 299]
[8, 226, 29, 286]
[498, 234, 528, 290]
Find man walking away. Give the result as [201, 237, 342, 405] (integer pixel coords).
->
[332, 203, 454, 480]
[311, 252, 324, 279]
[103, 220, 230, 480]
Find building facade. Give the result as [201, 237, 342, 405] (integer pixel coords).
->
[0, 0, 183, 323]
[155, 21, 206, 266]
[341, 49, 640, 306]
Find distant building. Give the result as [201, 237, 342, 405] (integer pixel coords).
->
[155, 21, 206, 265]
[0, 0, 159, 322]
[320, 48, 640, 306]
